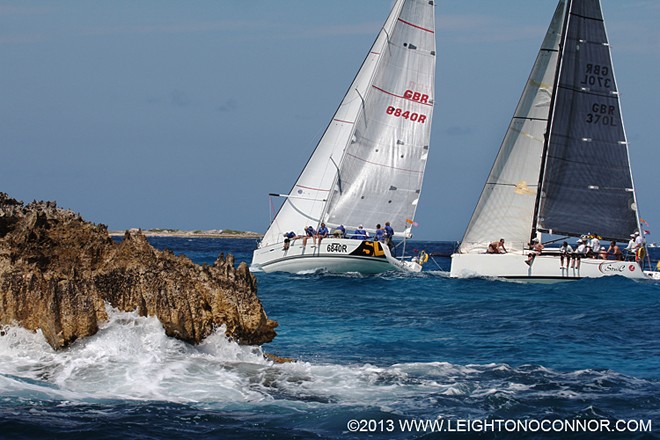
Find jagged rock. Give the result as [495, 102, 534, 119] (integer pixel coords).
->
[0, 192, 277, 349]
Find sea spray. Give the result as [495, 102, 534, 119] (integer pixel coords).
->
[0, 238, 657, 439]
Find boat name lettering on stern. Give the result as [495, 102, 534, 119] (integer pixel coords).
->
[598, 262, 625, 274]
[327, 243, 348, 253]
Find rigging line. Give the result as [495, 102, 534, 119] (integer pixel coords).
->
[356, 89, 366, 109]
[383, 26, 395, 59]
[569, 11, 604, 23]
[355, 88, 367, 128]
[345, 152, 424, 174]
[333, 118, 354, 125]
[294, 184, 331, 192]
[269, 194, 328, 202]
[269, 194, 276, 224]
[330, 157, 342, 194]
[531, 0, 572, 244]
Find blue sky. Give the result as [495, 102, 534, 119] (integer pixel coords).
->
[1, 1, 658, 241]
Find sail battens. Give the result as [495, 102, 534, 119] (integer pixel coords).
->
[575, 39, 608, 45]
[453, 0, 647, 278]
[556, 83, 617, 98]
[458, 0, 566, 253]
[569, 12, 604, 23]
[258, 0, 435, 248]
[320, 0, 435, 235]
[536, 0, 638, 242]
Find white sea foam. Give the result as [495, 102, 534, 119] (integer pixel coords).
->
[0, 307, 645, 415]
[0, 310, 471, 411]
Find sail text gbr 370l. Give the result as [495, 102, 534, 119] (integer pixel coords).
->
[451, 0, 653, 281]
[251, 0, 436, 274]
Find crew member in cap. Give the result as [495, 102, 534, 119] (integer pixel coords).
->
[353, 224, 368, 240]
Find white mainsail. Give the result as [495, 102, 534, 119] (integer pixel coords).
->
[260, 0, 436, 248]
[459, 1, 566, 253]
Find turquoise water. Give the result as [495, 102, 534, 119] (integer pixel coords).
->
[0, 238, 658, 439]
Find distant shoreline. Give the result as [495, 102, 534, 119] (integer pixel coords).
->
[108, 229, 262, 239]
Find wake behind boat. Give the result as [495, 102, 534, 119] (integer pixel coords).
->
[450, 0, 656, 281]
[252, 0, 436, 274]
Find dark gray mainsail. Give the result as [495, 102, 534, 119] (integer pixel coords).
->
[536, 0, 638, 242]
[459, 0, 641, 255]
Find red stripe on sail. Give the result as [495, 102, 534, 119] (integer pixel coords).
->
[371, 85, 433, 107]
[398, 18, 434, 34]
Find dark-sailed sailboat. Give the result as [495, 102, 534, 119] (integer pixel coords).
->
[451, 0, 655, 280]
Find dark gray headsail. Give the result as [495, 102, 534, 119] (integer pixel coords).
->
[536, 0, 638, 242]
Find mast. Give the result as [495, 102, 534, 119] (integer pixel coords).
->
[457, 0, 566, 253]
[318, 0, 406, 229]
[530, 0, 572, 244]
[258, 2, 400, 248]
[533, 0, 638, 243]
[319, 0, 436, 239]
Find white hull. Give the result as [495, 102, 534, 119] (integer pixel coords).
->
[645, 271, 660, 281]
[251, 238, 421, 274]
[450, 253, 649, 281]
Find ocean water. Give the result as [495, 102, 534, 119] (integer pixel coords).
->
[0, 238, 658, 439]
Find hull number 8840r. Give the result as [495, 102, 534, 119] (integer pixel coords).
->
[327, 243, 348, 253]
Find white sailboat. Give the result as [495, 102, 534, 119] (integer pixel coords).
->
[451, 0, 654, 281]
[251, 0, 436, 274]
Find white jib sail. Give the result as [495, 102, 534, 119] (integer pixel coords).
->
[458, 0, 566, 253]
[260, 0, 435, 247]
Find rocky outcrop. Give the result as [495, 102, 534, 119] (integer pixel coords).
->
[0, 193, 277, 350]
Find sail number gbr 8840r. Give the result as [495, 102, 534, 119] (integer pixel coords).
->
[385, 89, 429, 123]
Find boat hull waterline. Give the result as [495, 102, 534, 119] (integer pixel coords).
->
[450, 253, 649, 281]
[251, 238, 421, 274]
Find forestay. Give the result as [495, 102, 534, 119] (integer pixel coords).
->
[260, 0, 436, 247]
[459, 1, 566, 253]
